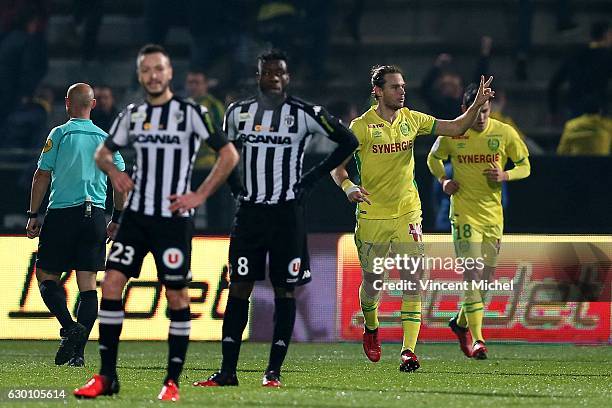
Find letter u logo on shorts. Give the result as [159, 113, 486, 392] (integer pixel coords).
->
[163, 248, 184, 269]
[288, 258, 301, 277]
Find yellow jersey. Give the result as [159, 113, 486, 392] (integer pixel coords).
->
[349, 106, 436, 220]
[557, 114, 612, 156]
[428, 118, 529, 227]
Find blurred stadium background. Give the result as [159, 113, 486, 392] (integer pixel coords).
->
[0, 0, 611, 346]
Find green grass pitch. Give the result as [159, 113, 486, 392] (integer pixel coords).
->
[0, 341, 610, 407]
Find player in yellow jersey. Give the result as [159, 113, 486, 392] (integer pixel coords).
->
[331, 65, 495, 372]
[427, 83, 531, 359]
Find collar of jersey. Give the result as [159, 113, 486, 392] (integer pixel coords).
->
[369, 106, 404, 127]
[147, 95, 177, 107]
[466, 118, 492, 137]
[69, 117, 91, 122]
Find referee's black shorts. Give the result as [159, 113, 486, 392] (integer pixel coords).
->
[228, 200, 311, 289]
[36, 204, 107, 273]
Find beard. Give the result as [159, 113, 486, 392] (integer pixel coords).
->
[144, 82, 169, 98]
[383, 99, 403, 111]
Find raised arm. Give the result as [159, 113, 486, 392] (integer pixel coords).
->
[435, 75, 495, 136]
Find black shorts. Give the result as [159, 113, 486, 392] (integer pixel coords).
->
[106, 210, 193, 289]
[36, 204, 107, 273]
[228, 200, 311, 289]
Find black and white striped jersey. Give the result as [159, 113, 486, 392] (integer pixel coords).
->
[105, 96, 228, 218]
[224, 95, 348, 204]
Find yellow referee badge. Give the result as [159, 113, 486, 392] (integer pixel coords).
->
[42, 138, 53, 153]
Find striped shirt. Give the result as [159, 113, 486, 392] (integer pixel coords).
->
[225, 95, 344, 204]
[105, 96, 228, 217]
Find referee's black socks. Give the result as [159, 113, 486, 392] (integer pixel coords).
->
[75, 290, 98, 356]
[166, 307, 191, 385]
[39, 280, 74, 329]
[220, 296, 250, 374]
[98, 298, 124, 379]
[267, 297, 296, 374]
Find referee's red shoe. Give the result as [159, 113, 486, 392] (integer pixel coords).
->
[158, 380, 179, 402]
[73, 374, 119, 399]
[363, 328, 381, 362]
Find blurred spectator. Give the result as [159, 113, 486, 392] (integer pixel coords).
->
[185, 70, 225, 128]
[0, 84, 53, 150]
[144, 0, 250, 78]
[420, 36, 492, 120]
[490, 88, 544, 154]
[72, 0, 104, 63]
[255, 0, 300, 54]
[431, 162, 453, 232]
[255, 1, 332, 81]
[0, 0, 48, 35]
[185, 70, 226, 170]
[301, 0, 332, 81]
[344, 0, 364, 43]
[550, 21, 611, 156]
[516, 0, 577, 81]
[548, 21, 611, 121]
[0, 2, 48, 127]
[557, 114, 612, 156]
[306, 100, 357, 154]
[90, 85, 118, 132]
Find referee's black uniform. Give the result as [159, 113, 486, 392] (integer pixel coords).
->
[225, 95, 358, 287]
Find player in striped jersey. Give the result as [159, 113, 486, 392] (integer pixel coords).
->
[74, 44, 239, 401]
[193, 50, 358, 388]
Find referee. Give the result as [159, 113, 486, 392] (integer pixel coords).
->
[26, 83, 126, 367]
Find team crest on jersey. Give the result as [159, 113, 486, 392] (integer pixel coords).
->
[42, 138, 53, 153]
[284, 115, 295, 127]
[457, 142, 466, 149]
[239, 112, 251, 121]
[131, 111, 146, 122]
[488, 139, 500, 152]
[288, 257, 301, 277]
[399, 122, 410, 135]
[372, 130, 382, 137]
[162, 248, 184, 269]
[174, 110, 185, 124]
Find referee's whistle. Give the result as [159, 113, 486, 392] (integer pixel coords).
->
[85, 196, 92, 218]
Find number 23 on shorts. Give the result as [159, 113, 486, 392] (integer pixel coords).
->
[108, 242, 135, 265]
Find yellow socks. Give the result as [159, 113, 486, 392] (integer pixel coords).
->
[456, 305, 468, 328]
[359, 284, 380, 331]
[400, 294, 421, 352]
[464, 289, 485, 343]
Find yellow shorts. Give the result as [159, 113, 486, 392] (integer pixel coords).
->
[451, 219, 502, 267]
[354, 211, 425, 274]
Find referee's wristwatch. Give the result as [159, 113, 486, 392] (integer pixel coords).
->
[26, 211, 38, 218]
